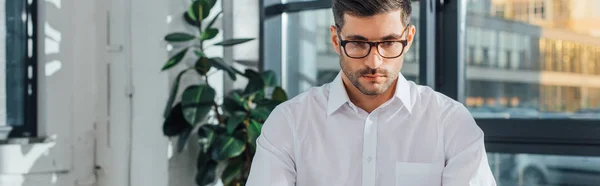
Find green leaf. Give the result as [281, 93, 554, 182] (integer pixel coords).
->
[164, 32, 196, 42]
[195, 57, 211, 75]
[247, 119, 262, 150]
[223, 97, 246, 113]
[205, 11, 222, 30]
[202, 0, 215, 19]
[272, 86, 288, 103]
[198, 124, 216, 153]
[208, 57, 237, 80]
[214, 38, 255, 46]
[187, 0, 203, 24]
[229, 91, 251, 111]
[243, 69, 265, 94]
[232, 91, 244, 102]
[204, 0, 217, 11]
[163, 103, 191, 137]
[261, 70, 278, 87]
[226, 112, 246, 134]
[163, 70, 188, 118]
[250, 106, 270, 121]
[177, 127, 192, 153]
[183, 12, 196, 26]
[221, 157, 243, 185]
[234, 60, 256, 67]
[183, 104, 212, 127]
[187, 0, 213, 26]
[200, 28, 219, 41]
[196, 153, 217, 186]
[210, 134, 246, 160]
[254, 89, 266, 100]
[181, 85, 216, 126]
[254, 99, 279, 111]
[162, 48, 189, 71]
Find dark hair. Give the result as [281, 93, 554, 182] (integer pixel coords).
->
[332, 0, 412, 29]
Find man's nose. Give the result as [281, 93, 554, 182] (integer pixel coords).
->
[364, 46, 383, 69]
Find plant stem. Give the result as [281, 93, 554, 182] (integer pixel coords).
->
[204, 76, 223, 123]
[213, 101, 222, 124]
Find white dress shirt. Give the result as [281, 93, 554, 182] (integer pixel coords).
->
[247, 72, 497, 186]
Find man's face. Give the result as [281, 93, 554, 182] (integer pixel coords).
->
[330, 10, 415, 95]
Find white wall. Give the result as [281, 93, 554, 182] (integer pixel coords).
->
[129, 0, 171, 184]
[1, 0, 260, 185]
[0, 0, 100, 185]
[97, 0, 171, 185]
[95, 0, 130, 185]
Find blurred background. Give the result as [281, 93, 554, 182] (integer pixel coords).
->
[1, 0, 599, 185]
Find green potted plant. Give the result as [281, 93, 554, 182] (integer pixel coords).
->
[161, 0, 288, 185]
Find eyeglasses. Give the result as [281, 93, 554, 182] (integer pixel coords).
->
[337, 25, 410, 59]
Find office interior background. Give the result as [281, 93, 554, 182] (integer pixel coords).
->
[1, 0, 599, 185]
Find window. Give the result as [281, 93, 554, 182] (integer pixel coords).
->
[262, 0, 600, 185]
[463, 0, 600, 185]
[505, 50, 512, 70]
[466, 0, 600, 116]
[489, 153, 600, 185]
[494, 4, 505, 18]
[482, 47, 490, 67]
[534, 0, 545, 19]
[518, 50, 525, 69]
[468, 46, 475, 66]
[2, 0, 37, 137]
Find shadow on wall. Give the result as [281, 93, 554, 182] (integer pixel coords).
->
[0, 137, 59, 185]
[1, 0, 67, 185]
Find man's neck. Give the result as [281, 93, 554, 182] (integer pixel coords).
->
[342, 74, 397, 113]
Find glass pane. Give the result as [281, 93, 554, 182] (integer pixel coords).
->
[488, 152, 600, 186]
[465, 0, 600, 119]
[2, 0, 28, 126]
[281, 2, 421, 97]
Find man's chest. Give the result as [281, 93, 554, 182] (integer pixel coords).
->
[292, 113, 445, 186]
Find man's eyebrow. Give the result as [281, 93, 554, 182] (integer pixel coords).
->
[380, 34, 404, 41]
[342, 35, 369, 41]
[342, 34, 405, 41]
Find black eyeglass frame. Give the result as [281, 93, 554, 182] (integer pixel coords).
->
[337, 24, 411, 59]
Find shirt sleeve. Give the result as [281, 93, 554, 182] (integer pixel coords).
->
[246, 106, 296, 186]
[441, 104, 497, 186]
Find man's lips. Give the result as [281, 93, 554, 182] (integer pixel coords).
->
[361, 75, 386, 81]
[362, 74, 386, 78]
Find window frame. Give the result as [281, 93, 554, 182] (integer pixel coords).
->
[5, 0, 38, 138]
[260, 0, 600, 156]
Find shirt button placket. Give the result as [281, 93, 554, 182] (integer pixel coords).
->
[362, 115, 377, 186]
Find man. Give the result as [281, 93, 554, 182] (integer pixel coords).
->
[247, 0, 497, 185]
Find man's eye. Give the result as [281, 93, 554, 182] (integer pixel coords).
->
[380, 41, 397, 47]
[348, 42, 369, 49]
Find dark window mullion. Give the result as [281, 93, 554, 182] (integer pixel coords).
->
[435, 0, 466, 103]
[480, 119, 600, 156]
[25, 0, 38, 137]
[419, 0, 436, 88]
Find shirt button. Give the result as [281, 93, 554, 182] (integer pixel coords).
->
[367, 157, 373, 162]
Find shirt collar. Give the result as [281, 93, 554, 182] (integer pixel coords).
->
[327, 71, 413, 115]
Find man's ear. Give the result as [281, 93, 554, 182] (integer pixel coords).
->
[330, 25, 341, 55]
[405, 25, 416, 52]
